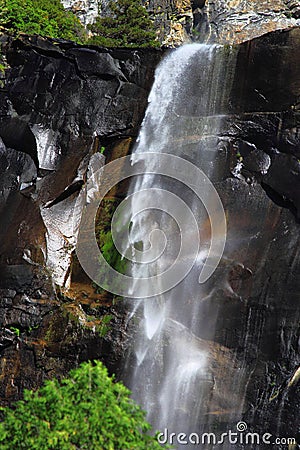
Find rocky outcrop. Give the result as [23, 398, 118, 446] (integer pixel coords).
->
[156, 0, 300, 45]
[145, 0, 194, 46]
[60, 0, 194, 46]
[61, 0, 100, 26]
[0, 34, 161, 403]
[199, 0, 300, 44]
[228, 27, 300, 218]
[60, 0, 300, 46]
[0, 34, 161, 285]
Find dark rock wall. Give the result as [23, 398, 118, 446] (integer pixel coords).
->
[0, 34, 162, 404]
[229, 28, 300, 217]
[0, 26, 299, 446]
[0, 34, 161, 269]
[204, 28, 300, 444]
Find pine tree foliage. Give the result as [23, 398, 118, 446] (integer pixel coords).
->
[0, 0, 85, 42]
[0, 361, 164, 449]
[88, 0, 159, 48]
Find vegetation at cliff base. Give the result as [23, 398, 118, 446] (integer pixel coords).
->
[0, 0, 85, 42]
[0, 361, 163, 449]
[88, 0, 159, 48]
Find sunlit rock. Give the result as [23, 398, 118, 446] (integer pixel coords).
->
[61, 0, 100, 26]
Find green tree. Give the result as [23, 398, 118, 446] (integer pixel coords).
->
[0, 361, 164, 449]
[88, 0, 158, 48]
[0, 0, 85, 43]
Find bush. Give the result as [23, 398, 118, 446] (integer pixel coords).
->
[88, 0, 159, 48]
[0, 0, 85, 42]
[0, 361, 163, 449]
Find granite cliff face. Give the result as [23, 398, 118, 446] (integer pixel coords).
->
[198, 0, 300, 43]
[198, 28, 300, 443]
[60, 0, 300, 46]
[0, 34, 161, 403]
[61, 0, 100, 26]
[0, 25, 299, 446]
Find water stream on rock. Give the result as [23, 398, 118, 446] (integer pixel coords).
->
[122, 44, 242, 448]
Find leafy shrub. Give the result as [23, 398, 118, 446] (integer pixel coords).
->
[99, 229, 127, 275]
[88, 0, 159, 48]
[0, 0, 85, 42]
[0, 361, 163, 449]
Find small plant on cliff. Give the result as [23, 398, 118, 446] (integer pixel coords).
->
[0, 0, 85, 43]
[0, 51, 5, 74]
[9, 326, 20, 337]
[88, 0, 159, 48]
[0, 361, 164, 449]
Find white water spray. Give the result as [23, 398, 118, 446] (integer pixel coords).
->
[123, 44, 239, 447]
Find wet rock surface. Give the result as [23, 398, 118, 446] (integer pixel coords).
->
[119, 27, 299, 445]
[193, 0, 300, 46]
[227, 28, 300, 219]
[0, 26, 299, 447]
[0, 34, 161, 403]
[0, 34, 161, 276]
[192, 27, 300, 443]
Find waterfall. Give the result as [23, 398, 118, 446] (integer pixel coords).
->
[123, 44, 240, 447]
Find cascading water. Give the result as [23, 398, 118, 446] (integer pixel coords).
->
[122, 44, 243, 448]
